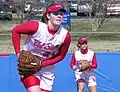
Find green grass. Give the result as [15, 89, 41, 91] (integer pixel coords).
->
[0, 20, 19, 32]
[1, 18, 120, 41]
[71, 33, 120, 41]
[0, 35, 11, 40]
[1, 18, 120, 52]
[69, 18, 120, 41]
[71, 18, 120, 32]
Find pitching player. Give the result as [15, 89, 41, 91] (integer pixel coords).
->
[70, 37, 97, 92]
[12, 4, 71, 92]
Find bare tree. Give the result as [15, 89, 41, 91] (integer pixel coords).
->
[15, 0, 25, 23]
[14, 0, 46, 23]
[25, 1, 46, 21]
[78, 0, 114, 31]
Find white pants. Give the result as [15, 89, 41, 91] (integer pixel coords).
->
[35, 65, 55, 91]
[75, 70, 96, 86]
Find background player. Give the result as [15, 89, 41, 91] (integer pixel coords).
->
[12, 3, 71, 92]
[70, 37, 97, 92]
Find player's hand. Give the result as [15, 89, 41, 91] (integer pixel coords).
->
[17, 53, 20, 57]
[72, 65, 77, 70]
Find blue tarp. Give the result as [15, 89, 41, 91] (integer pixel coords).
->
[0, 53, 120, 92]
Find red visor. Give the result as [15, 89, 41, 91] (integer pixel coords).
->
[78, 37, 87, 44]
[45, 4, 66, 14]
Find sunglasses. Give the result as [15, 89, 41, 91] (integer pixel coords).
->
[51, 11, 64, 16]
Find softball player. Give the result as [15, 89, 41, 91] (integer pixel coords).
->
[12, 3, 71, 92]
[70, 37, 97, 92]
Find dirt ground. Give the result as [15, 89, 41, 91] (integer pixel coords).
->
[0, 40, 120, 54]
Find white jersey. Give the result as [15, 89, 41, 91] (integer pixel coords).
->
[24, 22, 68, 60]
[74, 49, 94, 67]
[74, 49, 96, 86]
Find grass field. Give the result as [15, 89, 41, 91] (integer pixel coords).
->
[71, 18, 120, 32]
[1, 17, 120, 53]
[1, 18, 120, 32]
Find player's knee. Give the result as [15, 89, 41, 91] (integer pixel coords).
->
[78, 88, 84, 92]
[41, 88, 51, 92]
[77, 79, 85, 92]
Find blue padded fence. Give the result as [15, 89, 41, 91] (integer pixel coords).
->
[0, 52, 120, 92]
